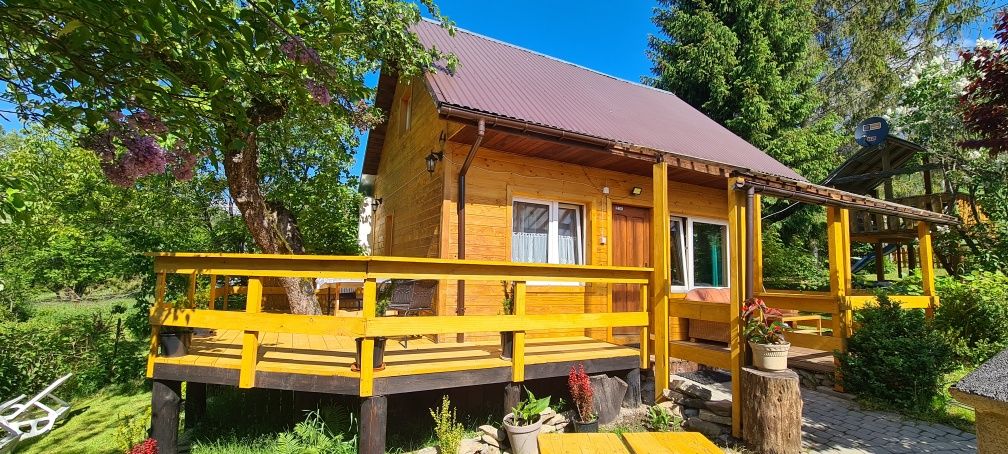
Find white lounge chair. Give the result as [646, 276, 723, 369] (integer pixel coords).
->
[0, 374, 72, 445]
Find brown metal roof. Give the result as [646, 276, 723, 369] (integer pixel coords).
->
[403, 19, 803, 181]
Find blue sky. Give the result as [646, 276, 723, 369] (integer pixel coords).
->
[1, 0, 1001, 177]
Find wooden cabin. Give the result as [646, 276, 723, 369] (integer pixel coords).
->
[145, 20, 958, 454]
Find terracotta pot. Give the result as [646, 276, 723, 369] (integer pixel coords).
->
[750, 341, 790, 371]
[503, 413, 543, 454]
[500, 331, 514, 359]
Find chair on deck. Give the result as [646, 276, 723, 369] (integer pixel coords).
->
[385, 279, 437, 347]
[0, 373, 72, 452]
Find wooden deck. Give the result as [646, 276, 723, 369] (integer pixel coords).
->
[151, 330, 640, 395]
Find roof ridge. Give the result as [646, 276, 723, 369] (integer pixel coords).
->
[419, 17, 677, 98]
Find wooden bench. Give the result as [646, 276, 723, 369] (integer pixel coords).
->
[538, 431, 721, 454]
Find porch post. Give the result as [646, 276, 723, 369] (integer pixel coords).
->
[918, 221, 938, 319]
[726, 177, 746, 438]
[752, 194, 764, 294]
[827, 206, 852, 391]
[650, 160, 670, 401]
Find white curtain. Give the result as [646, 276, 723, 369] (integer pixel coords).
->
[558, 234, 577, 264]
[512, 232, 548, 263]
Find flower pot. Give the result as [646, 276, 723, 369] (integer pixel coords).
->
[158, 331, 191, 357]
[353, 337, 387, 371]
[500, 331, 514, 359]
[749, 341, 790, 371]
[573, 415, 598, 433]
[503, 413, 543, 454]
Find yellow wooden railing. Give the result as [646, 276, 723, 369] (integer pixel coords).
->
[146, 254, 654, 397]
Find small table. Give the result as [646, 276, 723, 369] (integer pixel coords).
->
[621, 432, 722, 454]
[538, 433, 629, 454]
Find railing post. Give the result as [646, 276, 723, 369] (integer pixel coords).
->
[222, 275, 230, 310]
[511, 281, 526, 383]
[650, 161, 670, 402]
[918, 221, 938, 319]
[639, 284, 649, 370]
[359, 278, 377, 397]
[187, 271, 197, 309]
[727, 177, 746, 438]
[147, 272, 167, 378]
[239, 277, 263, 389]
[207, 274, 217, 310]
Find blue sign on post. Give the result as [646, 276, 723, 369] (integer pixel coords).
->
[854, 117, 890, 148]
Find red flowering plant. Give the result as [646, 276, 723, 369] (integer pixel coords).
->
[128, 438, 157, 454]
[741, 297, 789, 345]
[568, 363, 596, 423]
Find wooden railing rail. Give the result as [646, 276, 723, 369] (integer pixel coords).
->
[147, 254, 654, 396]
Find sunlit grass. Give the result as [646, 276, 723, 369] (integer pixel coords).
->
[18, 385, 150, 454]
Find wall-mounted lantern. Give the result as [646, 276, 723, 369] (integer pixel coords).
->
[426, 131, 447, 173]
[371, 197, 383, 210]
[630, 187, 643, 196]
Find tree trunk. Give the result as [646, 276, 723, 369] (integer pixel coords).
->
[222, 130, 320, 315]
[741, 367, 802, 454]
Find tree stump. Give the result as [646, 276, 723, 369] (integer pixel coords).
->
[622, 368, 642, 408]
[590, 374, 628, 424]
[741, 367, 802, 454]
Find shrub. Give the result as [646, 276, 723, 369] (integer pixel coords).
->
[0, 263, 32, 322]
[761, 230, 829, 291]
[127, 438, 157, 454]
[934, 271, 1008, 365]
[274, 410, 355, 454]
[836, 294, 956, 412]
[430, 395, 464, 454]
[0, 306, 145, 399]
[568, 363, 595, 423]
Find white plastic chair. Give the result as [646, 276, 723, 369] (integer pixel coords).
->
[0, 374, 72, 443]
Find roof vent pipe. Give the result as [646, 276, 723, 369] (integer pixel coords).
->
[456, 119, 485, 343]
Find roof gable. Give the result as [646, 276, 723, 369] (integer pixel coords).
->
[408, 19, 803, 181]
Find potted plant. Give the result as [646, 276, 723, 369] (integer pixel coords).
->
[158, 298, 193, 357]
[568, 363, 598, 432]
[354, 286, 391, 371]
[503, 387, 551, 454]
[742, 297, 791, 371]
[499, 281, 515, 359]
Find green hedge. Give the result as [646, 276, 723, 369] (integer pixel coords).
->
[934, 271, 1008, 365]
[837, 294, 956, 412]
[0, 306, 145, 399]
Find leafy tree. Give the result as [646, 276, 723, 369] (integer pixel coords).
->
[814, 0, 987, 126]
[646, 0, 844, 181]
[960, 10, 1008, 154]
[0, 0, 454, 314]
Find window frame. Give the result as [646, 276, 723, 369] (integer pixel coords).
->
[512, 195, 584, 266]
[669, 215, 731, 291]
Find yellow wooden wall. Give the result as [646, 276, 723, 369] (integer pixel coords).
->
[372, 78, 729, 343]
[371, 79, 449, 259]
[437, 144, 728, 341]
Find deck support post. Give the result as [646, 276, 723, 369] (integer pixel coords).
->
[151, 379, 182, 454]
[918, 221, 938, 319]
[650, 161, 670, 401]
[359, 395, 387, 454]
[504, 382, 521, 415]
[727, 177, 748, 438]
[184, 381, 206, 429]
[623, 368, 642, 408]
[641, 369, 656, 406]
[827, 206, 852, 392]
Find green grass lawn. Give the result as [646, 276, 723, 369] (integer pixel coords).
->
[17, 386, 150, 454]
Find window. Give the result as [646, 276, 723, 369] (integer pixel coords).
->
[512, 199, 585, 265]
[669, 217, 729, 289]
[692, 221, 727, 287]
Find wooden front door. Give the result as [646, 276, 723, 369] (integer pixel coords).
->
[612, 204, 650, 344]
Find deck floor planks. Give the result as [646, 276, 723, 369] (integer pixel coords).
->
[153, 331, 640, 385]
[621, 432, 722, 454]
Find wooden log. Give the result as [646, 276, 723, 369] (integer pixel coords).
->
[641, 368, 656, 406]
[184, 381, 206, 429]
[504, 382, 521, 416]
[151, 379, 182, 454]
[590, 374, 628, 424]
[741, 367, 802, 454]
[360, 395, 387, 454]
[622, 368, 642, 408]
